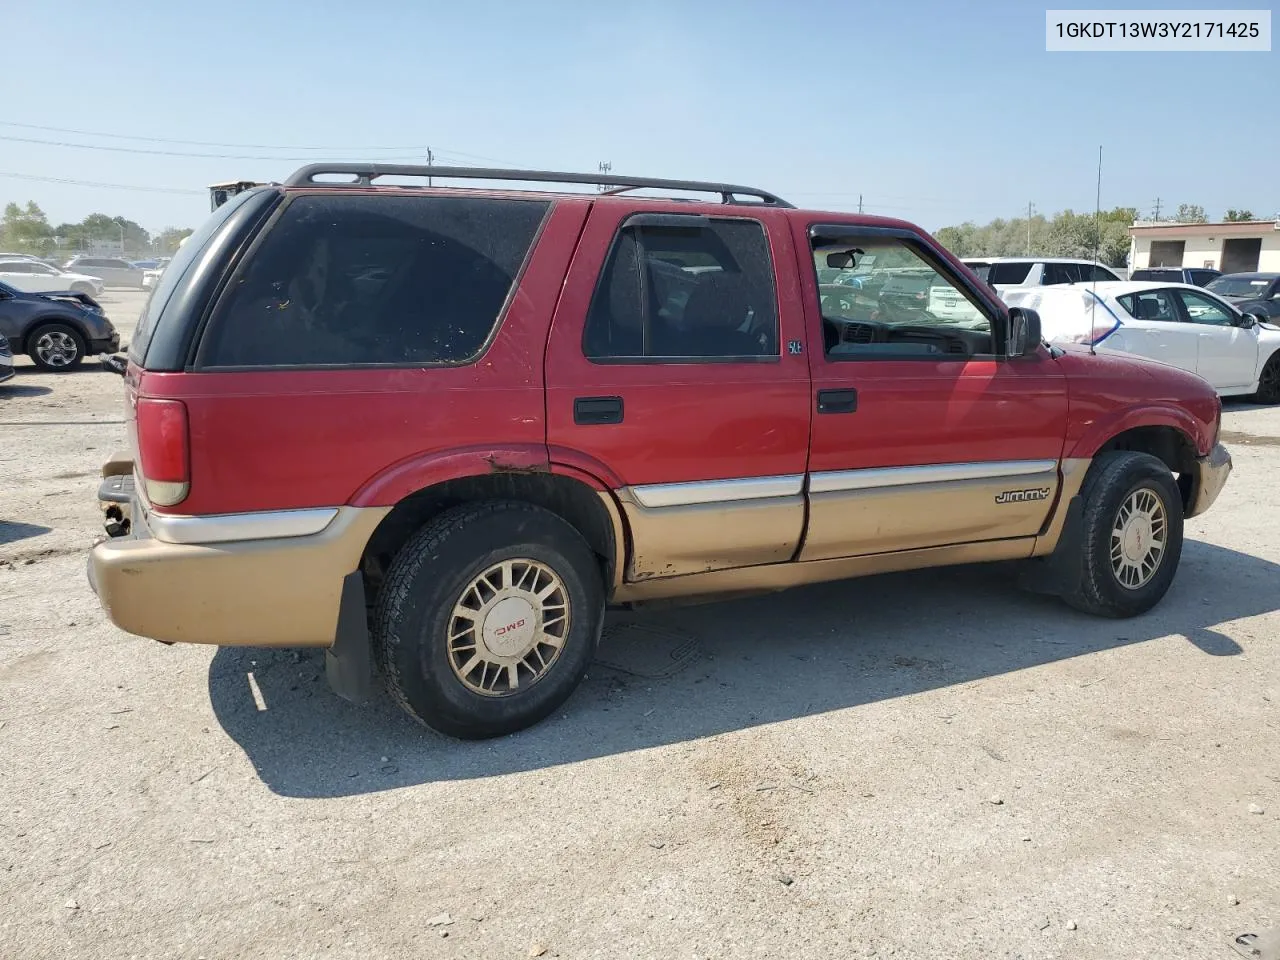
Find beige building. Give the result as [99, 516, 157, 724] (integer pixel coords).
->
[1128, 219, 1280, 274]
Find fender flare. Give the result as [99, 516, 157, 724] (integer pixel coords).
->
[1066, 404, 1207, 460]
[350, 444, 552, 507]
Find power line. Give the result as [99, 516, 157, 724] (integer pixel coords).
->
[0, 119, 528, 168]
[0, 133, 425, 162]
[0, 119, 424, 152]
[0, 171, 203, 195]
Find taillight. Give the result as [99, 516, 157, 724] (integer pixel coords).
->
[136, 398, 189, 507]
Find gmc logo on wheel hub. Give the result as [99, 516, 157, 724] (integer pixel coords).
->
[494, 619, 527, 636]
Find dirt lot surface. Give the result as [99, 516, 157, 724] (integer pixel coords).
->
[2, 290, 1278, 959]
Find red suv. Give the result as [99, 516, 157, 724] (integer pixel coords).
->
[89, 164, 1232, 738]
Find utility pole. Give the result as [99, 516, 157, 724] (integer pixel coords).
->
[1026, 202, 1035, 254]
[857, 194, 863, 214]
[596, 161, 612, 192]
[1152, 197, 1162, 220]
[426, 147, 434, 186]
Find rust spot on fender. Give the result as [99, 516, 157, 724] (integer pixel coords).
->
[483, 453, 549, 475]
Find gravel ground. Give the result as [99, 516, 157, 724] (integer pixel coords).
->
[1, 290, 1277, 960]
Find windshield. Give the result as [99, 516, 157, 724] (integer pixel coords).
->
[1206, 276, 1274, 298]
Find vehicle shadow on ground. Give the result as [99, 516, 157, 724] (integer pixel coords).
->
[0, 383, 52, 397]
[209, 538, 1275, 798]
[0, 521, 54, 546]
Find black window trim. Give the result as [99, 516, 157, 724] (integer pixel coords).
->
[191, 191, 552, 372]
[581, 211, 782, 366]
[806, 223, 1008, 361]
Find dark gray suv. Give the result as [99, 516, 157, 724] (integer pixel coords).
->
[0, 280, 120, 371]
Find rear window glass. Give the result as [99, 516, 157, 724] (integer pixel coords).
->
[199, 194, 548, 368]
[1132, 269, 1179, 282]
[130, 187, 261, 363]
[987, 262, 1033, 284]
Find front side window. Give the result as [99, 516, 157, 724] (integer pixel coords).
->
[1043, 262, 1085, 285]
[987, 261, 1033, 285]
[1177, 290, 1235, 326]
[811, 234, 993, 359]
[1117, 289, 1178, 322]
[200, 194, 548, 367]
[583, 217, 777, 361]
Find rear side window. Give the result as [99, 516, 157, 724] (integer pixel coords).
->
[583, 217, 778, 361]
[987, 262, 1033, 285]
[199, 194, 548, 368]
[130, 187, 262, 363]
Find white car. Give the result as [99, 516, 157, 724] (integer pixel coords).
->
[1004, 280, 1280, 402]
[142, 267, 164, 289]
[0, 259, 105, 297]
[964, 257, 1123, 294]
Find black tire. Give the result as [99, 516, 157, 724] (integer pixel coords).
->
[1063, 451, 1184, 618]
[70, 282, 94, 296]
[27, 322, 86, 372]
[1251, 351, 1280, 405]
[374, 501, 605, 739]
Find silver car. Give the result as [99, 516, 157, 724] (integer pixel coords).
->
[62, 256, 146, 288]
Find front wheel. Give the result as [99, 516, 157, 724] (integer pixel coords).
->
[1250, 352, 1280, 405]
[374, 501, 605, 739]
[28, 322, 86, 372]
[1063, 451, 1184, 618]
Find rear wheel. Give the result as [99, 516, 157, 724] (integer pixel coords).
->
[27, 323, 85, 372]
[374, 501, 605, 739]
[1251, 352, 1280, 405]
[1063, 451, 1184, 618]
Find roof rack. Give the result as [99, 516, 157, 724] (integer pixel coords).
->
[283, 163, 794, 208]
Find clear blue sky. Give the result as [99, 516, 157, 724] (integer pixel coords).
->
[4, 0, 1276, 234]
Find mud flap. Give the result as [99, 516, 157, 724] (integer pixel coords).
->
[325, 572, 377, 704]
[1017, 495, 1084, 597]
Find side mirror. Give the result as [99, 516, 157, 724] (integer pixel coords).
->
[1007, 307, 1042, 357]
[1239, 313, 1260, 329]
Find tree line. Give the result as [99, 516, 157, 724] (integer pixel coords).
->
[933, 204, 1262, 265]
[0, 200, 194, 259]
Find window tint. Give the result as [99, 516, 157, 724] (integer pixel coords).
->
[1043, 262, 1085, 285]
[1117, 290, 1178, 322]
[811, 236, 992, 359]
[987, 261, 1033, 285]
[583, 218, 777, 361]
[1088, 265, 1119, 281]
[1177, 290, 1235, 326]
[1133, 269, 1179, 282]
[130, 187, 262, 363]
[1188, 270, 1217, 286]
[0, 262, 32, 273]
[200, 194, 548, 367]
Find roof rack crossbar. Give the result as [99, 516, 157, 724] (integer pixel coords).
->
[283, 164, 794, 208]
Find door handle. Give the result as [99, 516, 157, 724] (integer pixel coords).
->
[817, 388, 858, 414]
[574, 396, 624, 425]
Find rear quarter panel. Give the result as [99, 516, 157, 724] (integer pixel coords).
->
[138, 199, 591, 516]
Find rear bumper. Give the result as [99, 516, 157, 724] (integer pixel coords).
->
[88, 489, 388, 647]
[1187, 442, 1232, 518]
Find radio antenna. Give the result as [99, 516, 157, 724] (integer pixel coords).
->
[1089, 144, 1103, 356]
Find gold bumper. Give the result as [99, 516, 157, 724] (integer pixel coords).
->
[88, 504, 386, 647]
[1186, 442, 1232, 519]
